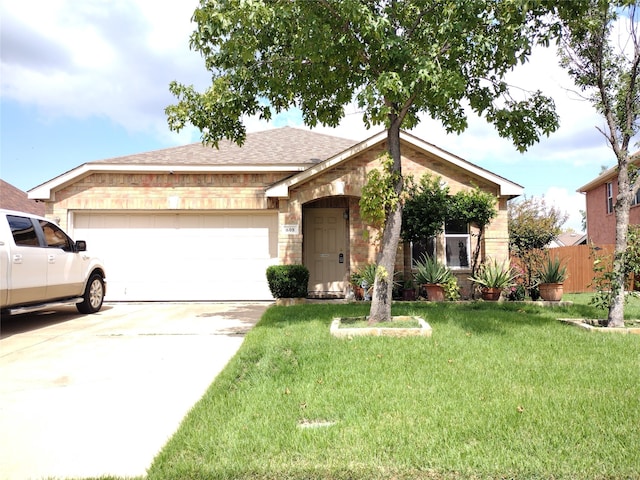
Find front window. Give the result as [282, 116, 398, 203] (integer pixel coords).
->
[411, 237, 436, 263]
[410, 220, 471, 269]
[606, 182, 614, 214]
[444, 220, 470, 269]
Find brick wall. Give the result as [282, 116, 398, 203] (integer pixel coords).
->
[46, 172, 287, 230]
[585, 179, 640, 244]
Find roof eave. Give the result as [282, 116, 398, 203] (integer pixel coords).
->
[28, 163, 308, 201]
[577, 152, 640, 193]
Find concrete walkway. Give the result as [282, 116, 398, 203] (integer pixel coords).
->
[0, 302, 268, 479]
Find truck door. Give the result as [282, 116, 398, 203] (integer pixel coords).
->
[38, 220, 84, 300]
[5, 214, 48, 306]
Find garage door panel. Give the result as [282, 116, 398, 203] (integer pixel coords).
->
[74, 212, 277, 301]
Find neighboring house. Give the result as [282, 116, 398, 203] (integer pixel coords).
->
[577, 153, 640, 245]
[29, 127, 523, 301]
[0, 179, 45, 216]
[549, 232, 587, 248]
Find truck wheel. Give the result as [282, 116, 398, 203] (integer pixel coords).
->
[77, 273, 105, 314]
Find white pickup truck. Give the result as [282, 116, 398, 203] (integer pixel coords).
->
[0, 209, 106, 315]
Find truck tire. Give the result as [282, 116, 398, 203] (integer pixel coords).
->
[77, 273, 105, 314]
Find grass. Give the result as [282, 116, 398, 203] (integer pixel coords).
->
[148, 297, 640, 480]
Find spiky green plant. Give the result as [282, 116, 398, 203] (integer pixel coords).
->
[413, 254, 452, 285]
[469, 258, 519, 289]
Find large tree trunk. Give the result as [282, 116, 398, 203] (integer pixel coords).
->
[368, 120, 403, 324]
[608, 164, 631, 328]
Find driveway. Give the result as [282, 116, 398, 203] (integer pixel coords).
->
[0, 302, 269, 480]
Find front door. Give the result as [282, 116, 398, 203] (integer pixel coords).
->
[303, 208, 346, 297]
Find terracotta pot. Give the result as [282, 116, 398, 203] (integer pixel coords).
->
[481, 287, 502, 301]
[402, 289, 416, 301]
[539, 283, 563, 301]
[424, 284, 445, 302]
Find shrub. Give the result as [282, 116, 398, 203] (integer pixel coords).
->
[265, 265, 309, 298]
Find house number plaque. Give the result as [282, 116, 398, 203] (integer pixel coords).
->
[281, 224, 299, 235]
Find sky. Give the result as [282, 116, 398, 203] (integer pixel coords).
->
[1, 1, 637, 233]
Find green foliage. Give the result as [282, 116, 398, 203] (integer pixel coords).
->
[442, 275, 461, 301]
[508, 196, 568, 254]
[413, 253, 452, 285]
[589, 244, 616, 311]
[265, 265, 309, 298]
[350, 263, 377, 295]
[401, 174, 449, 242]
[469, 259, 519, 289]
[626, 224, 640, 277]
[359, 154, 401, 235]
[449, 185, 498, 228]
[537, 256, 568, 284]
[167, 1, 563, 150]
[589, 225, 640, 311]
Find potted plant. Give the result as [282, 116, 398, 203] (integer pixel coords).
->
[468, 259, 519, 301]
[402, 278, 416, 301]
[536, 256, 567, 301]
[350, 264, 377, 300]
[414, 254, 452, 302]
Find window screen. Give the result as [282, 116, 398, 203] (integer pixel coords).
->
[444, 220, 470, 269]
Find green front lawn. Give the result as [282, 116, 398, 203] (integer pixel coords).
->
[148, 298, 640, 480]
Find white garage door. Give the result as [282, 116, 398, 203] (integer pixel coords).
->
[73, 212, 278, 301]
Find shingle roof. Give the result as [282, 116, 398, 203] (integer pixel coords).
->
[0, 179, 45, 215]
[577, 151, 640, 192]
[93, 127, 357, 166]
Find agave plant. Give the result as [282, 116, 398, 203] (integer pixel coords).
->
[537, 256, 568, 284]
[469, 259, 519, 289]
[414, 254, 452, 285]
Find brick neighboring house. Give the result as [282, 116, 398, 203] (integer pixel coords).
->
[0, 179, 45, 216]
[578, 153, 640, 245]
[29, 127, 523, 301]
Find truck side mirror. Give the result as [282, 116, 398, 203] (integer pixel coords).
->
[75, 240, 87, 252]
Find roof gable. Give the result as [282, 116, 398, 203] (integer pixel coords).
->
[265, 130, 524, 198]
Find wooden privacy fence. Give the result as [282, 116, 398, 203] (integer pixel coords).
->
[546, 245, 614, 293]
[512, 245, 615, 293]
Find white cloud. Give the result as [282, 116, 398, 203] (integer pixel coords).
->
[0, 0, 208, 142]
[541, 187, 586, 233]
[0, 0, 635, 226]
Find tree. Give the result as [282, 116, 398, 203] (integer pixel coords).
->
[166, 0, 566, 322]
[401, 174, 450, 246]
[508, 196, 568, 253]
[558, 1, 640, 327]
[508, 196, 568, 294]
[449, 186, 498, 280]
